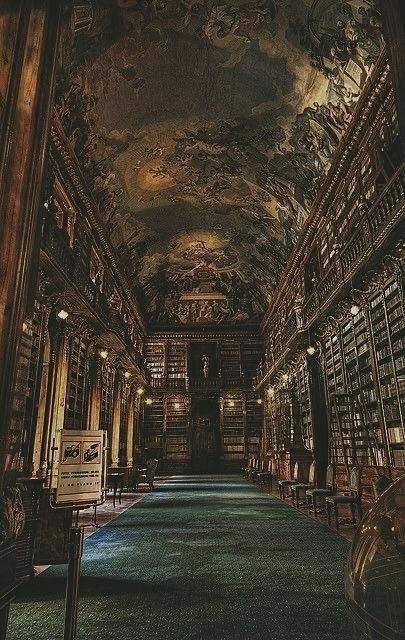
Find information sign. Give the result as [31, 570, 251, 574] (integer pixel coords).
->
[55, 430, 105, 505]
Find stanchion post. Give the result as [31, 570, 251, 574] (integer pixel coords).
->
[64, 526, 84, 640]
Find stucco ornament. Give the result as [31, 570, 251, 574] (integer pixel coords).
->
[0, 485, 25, 545]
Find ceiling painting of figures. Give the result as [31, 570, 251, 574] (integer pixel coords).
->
[58, 0, 383, 325]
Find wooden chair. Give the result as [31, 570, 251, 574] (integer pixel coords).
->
[248, 458, 259, 480]
[251, 459, 264, 482]
[291, 461, 316, 508]
[136, 458, 159, 491]
[326, 466, 363, 529]
[242, 457, 253, 477]
[130, 464, 141, 491]
[107, 472, 124, 508]
[306, 464, 335, 518]
[256, 459, 273, 485]
[278, 462, 299, 500]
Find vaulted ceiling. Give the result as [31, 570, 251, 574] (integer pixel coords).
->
[61, 0, 382, 326]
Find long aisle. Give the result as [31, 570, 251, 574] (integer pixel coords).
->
[8, 477, 350, 639]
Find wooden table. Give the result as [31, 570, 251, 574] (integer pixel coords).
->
[107, 473, 124, 508]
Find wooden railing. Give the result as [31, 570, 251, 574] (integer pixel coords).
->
[149, 376, 252, 391]
[255, 57, 405, 392]
[41, 210, 147, 379]
[150, 377, 186, 391]
[255, 162, 405, 388]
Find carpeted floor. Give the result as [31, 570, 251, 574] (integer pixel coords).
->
[8, 476, 350, 640]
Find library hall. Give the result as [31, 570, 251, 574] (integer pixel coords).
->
[0, 1, 404, 639]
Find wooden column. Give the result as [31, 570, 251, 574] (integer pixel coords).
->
[24, 303, 51, 475]
[185, 340, 190, 392]
[119, 381, 129, 466]
[163, 340, 168, 381]
[380, 1, 405, 155]
[185, 394, 192, 463]
[126, 388, 135, 467]
[37, 315, 66, 480]
[162, 395, 168, 459]
[0, 1, 62, 489]
[132, 392, 141, 460]
[45, 329, 71, 482]
[363, 303, 392, 472]
[110, 375, 122, 467]
[31, 304, 52, 476]
[307, 354, 329, 487]
[242, 394, 248, 458]
[88, 349, 102, 431]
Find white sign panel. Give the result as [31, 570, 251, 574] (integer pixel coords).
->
[55, 430, 105, 505]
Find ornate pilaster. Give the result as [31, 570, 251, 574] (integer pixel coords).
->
[40, 313, 70, 483]
[126, 387, 135, 468]
[87, 345, 103, 431]
[110, 370, 123, 467]
[0, 1, 63, 488]
[305, 352, 329, 487]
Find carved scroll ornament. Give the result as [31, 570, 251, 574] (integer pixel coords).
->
[0, 485, 25, 545]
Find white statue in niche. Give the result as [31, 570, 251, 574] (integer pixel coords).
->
[202, 355, 210, 378]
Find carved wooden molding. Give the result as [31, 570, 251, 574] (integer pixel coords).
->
[0, 486, 25, 545]
[262, 52, 391, 334]
[50, 115, 146, 333]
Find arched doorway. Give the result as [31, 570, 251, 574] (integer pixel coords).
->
[191, 395, 220, 473]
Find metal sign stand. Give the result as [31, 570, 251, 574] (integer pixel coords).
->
[49, 433, 108, 640]
[64, 520, 84, 640]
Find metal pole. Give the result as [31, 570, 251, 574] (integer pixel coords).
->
[64, 526, 84, 640]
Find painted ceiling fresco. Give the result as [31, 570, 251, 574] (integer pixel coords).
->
[59, 0, 383, 325]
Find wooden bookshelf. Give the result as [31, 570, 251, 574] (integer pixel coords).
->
[241, 341, 262, 383]
[292, 361, 313, 451]
[100, 364, 115, 437]
[369, 278, 405, 467]
[220, 341, 241, 382]
[166, 341, 187, 380]
[267, 387, 292, 454]
[319, 275, 405, 470]
[146, 341, 165, 379]
[64, 335, 89, 430]
[10, 304, 43, 471]
[220, 395, 245, 461]
[245, 394, 263, 457]
[329, 394, 381, 469]
[144, 396, 164, 451]
[164, 395, 190, 460]
[119, 381, 130, 465]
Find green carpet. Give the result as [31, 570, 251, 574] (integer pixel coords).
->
[8, 476, 350, 639]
